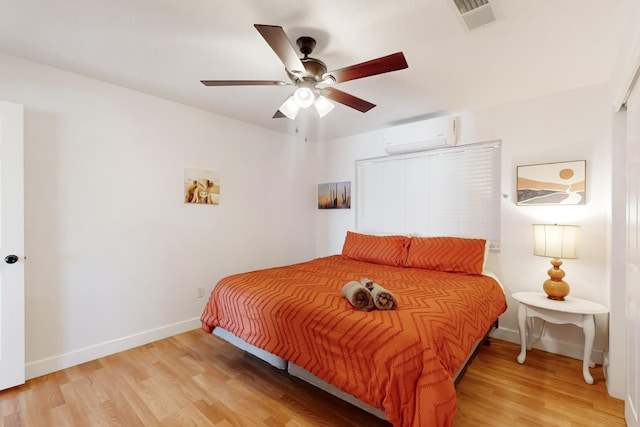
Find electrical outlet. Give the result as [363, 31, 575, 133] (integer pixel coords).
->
[197, 286, 205, 298]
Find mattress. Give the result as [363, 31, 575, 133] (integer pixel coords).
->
[201, 255, 507, 427]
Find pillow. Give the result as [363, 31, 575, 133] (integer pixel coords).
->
[405, 236, 487, 275]
[341, 231, 410, 267]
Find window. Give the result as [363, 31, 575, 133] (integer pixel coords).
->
[356, 140, 501, 250]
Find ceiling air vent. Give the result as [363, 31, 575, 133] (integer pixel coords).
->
[453, 0, 497, 30]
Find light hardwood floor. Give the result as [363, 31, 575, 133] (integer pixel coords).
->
[0, 330, 625, 426]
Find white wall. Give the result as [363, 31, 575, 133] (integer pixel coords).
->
[315, 83, 614, 367]
[0, 52, 317, 378]
[0, 41, 625, 390]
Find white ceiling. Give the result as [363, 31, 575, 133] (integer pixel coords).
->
[0, 0, 635, 141]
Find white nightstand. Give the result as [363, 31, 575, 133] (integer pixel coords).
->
[512, 291, 609, 384]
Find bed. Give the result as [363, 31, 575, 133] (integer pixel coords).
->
[201, 232, 507, 427]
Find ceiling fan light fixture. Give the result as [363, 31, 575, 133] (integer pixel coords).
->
[314, 96, 335, 118]
[293, 87, 315, 108]
[279, 96, 300, 120]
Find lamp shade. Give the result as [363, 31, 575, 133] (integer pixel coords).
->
[278, 96, 299, 120]
[533, 224, 579, 259]
[313, 96, 335, 118]
[293, 87, 315, 108]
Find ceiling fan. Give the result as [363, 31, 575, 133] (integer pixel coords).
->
[201, 24, 409, 120]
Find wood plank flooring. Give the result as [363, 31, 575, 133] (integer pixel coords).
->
[0, 330, 625, 426]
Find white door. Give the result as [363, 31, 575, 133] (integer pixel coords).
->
[626, 78, 640, 427]
[0, 100, 25, 390]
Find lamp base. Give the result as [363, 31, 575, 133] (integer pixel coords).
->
[543, 280, 570, 300]
[543, 258, 570, 301]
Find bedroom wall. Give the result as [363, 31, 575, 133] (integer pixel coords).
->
[314, 83, 614, 368]
[0, 51, 317, 378]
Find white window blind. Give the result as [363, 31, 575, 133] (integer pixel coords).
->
[356, 141, 501, 250]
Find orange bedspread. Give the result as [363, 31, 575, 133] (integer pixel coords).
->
[201, 255, 506, 427]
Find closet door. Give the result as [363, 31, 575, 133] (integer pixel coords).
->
[626, 76, 640, 427]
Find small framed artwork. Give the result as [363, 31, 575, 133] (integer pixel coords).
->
[318, 181, 351, 209]
[516, 160, 586, 205]
[184, 167, 220, 205]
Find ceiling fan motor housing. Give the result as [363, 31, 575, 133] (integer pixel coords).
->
[292, 57, 327, 82]
[283, 36, 327, 83]
[296, 36, 316, 56]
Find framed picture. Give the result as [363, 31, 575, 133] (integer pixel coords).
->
[318, 181, 351, 209]
[184, 167, 220, 205]
[516, 160, 586, 205]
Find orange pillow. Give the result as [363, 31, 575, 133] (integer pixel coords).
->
[341, 231, 410, 267]
[405, 236, 487, 274]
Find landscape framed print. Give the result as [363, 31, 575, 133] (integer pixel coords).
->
[318, 181, 351, 209]
[516, 160, 586, 205]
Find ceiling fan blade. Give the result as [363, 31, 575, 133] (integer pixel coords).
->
[201, 80, 288, 86]
[273, 110, 287, 118]
[326, 52, 408, 84]
[320, 87, 376, 113]
[254, 24, 305, 74]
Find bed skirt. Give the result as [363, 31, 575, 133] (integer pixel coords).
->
[211, 324, 496, 421]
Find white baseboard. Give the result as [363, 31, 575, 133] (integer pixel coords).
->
[491, 326, 604, 365]
[26, 317, 202, 380]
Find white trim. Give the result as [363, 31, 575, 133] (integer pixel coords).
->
[616, 65, 640, 111]
[613, 5, 640, 111]
[25, 318, 201, 379]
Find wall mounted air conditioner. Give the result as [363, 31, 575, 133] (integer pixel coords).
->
[451, 0, 500, 31]
[384, 116, 458, 155]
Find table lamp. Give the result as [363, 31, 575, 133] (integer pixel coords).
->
[532, 224, 580, 301]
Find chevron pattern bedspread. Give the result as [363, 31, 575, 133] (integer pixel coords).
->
[201, 255, 507, 427]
